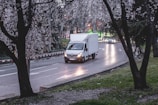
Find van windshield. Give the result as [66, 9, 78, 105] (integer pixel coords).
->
[67, 43, 84, 50]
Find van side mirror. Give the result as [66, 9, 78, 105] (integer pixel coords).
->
[85, 48, 88, 51]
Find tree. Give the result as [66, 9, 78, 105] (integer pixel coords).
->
[103, 0, 158, 89]
[128, 20, 147, 57]
[0, 0, 75, 98]
[64, 0, 108, 33]
[0, 0, 35, 97]
[132, 0, 158, 57]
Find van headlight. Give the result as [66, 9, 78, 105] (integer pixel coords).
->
[77, 53, 82, 58]
[64, 52, 67, 57]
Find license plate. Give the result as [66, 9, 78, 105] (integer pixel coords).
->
[69, 57, 76, 60]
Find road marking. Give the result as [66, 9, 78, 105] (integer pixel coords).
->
[0, 72, 17, 77]
[31, 66, 49, 71]
[30, 68, 57, 76]
[0, 67, 57, 77]
[31, 63, 59, 71]
[0, 70, 5, 72]
[30, 72, 39, 75]
[31, 68, 86, 80]
[0, 68, 16, 72]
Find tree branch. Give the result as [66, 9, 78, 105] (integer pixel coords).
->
[120, 1, 139, 73]
[0, 19, 17, 43]
[121, 1, 133, 54]
[140, 1, 154, 74]
[0, 40, 18, 64]
[25, 0, 33, 35]
[154, 8, 158, 23]
[103, 0, 128, 53]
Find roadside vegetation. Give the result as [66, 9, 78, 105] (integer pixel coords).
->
[60, 38, 69, 49]
[0, 55, 158, 105]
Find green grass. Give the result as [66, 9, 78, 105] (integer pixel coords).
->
[0, 56, 158, 105]
[71, 57, 158, 105]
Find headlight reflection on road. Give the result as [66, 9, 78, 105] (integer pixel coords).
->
[75, 67, 85, 76]
[105, 44, 117, 65]
[56, 66, 86, 80]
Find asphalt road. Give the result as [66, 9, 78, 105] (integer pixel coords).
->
[0, 42, 128, 100]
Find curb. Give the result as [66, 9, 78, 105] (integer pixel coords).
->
[29, 51, 64, 60]
[0, 51, 64, 64]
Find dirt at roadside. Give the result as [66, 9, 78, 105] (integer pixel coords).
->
[29, 88, 111, 105]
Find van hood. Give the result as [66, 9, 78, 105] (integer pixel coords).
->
[65, 50, 83, 55]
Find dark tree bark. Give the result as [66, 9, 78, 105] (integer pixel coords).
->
[152, 9, 158, 57]
[0, 0, 35, 97]
[152, 34, 158, 57]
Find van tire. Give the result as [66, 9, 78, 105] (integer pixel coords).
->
[92, 53, 95, 59]
[65, 60, 68, 63]
[81, 57, 85, 63]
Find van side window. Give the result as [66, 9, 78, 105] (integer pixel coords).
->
[85, 44, 87, 49]
[85, 44, 87, 51]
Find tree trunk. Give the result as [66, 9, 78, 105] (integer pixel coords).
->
[153, 34, 158, 57]
[130, 62, 148, 89]
[17, 37, 35, 97]
[133, 72, 148, 89]
[103, 0, 150, 90]
[17, 61, 35, 97]
[129, 53, 148, 89]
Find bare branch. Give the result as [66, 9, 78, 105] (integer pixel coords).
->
[0, 19, 17, 43]
[103, 0, 128, 52]
[25, 0, 33, 34]
[121, 1, 133, 53]
[154, 8, 158, 23]
[0, 40, 18, 63]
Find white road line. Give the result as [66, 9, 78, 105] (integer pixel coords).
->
[30, 68, 57, 76]
[0, 68, 16, 72]
[31, 71, 63, 80]
[0, 70, 5, 72]
[31, 66, 49, 71]
[0, 67, 58, 77]
[0, 63, 58, 73]
[30, 72, 39, 75]
[0, 72, 17, 77]
[31, 63, 59, 71]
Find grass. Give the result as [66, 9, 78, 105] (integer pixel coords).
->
[0, 55, 158, 105]
[71, 56, 158, 105]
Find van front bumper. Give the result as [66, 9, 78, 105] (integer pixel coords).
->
[64, 56, 83, 62]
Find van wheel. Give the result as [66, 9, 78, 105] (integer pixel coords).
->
[81, 57, 85, 63]
[65, 60, 68, 63]
[92, 54, 95, 59]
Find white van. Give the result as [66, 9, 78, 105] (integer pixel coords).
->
[64, 33, 98, 63]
